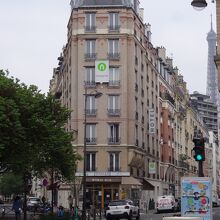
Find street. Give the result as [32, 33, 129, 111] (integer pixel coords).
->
[1, 204, 220, 220]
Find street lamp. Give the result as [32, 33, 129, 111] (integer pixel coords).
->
[191, 0, 208, 10]
[82, 86, 103, 220]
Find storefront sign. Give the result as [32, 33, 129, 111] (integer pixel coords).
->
[149, 162, 156, 174]
[75, 171, 130, 177]
[149, 108, 155, 134]
[95, 60, 109, 83]
[87, 177, 121, 183]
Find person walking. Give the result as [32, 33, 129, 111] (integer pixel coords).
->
[68, 195, 73, 210]
[12, 196, 22, 220]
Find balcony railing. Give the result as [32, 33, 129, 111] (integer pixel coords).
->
[178, 160, 189, 170]
[86, 137, 96, 145]
[108, 52, 120, 60]
[108, 137, 121, 145]
[108, 25, 120, 32]
[108, 167, 121, 172]
[85, 25, 96, 32]
[85, 53, 96, 60]
[86, 167, 96, 172]
[85, 81, 96, 87]
[109, 80, 120, 87]
[86, 109, 97, 116]
[107, 109, 121, 116]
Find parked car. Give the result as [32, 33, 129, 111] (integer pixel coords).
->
[27, 197, 42, 211]
[105, 199, 140, 220]
[156, 195, 178, 213]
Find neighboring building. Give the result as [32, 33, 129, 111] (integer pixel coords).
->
[214, 0, 220, 92]
[190, 92, 218, 135]
[207, 131, 220, 198]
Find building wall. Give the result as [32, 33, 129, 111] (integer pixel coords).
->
[48, 1, 213, 208]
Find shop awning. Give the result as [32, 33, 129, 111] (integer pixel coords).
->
[121, 176, 142, 187]
[142, 178, 155, 190]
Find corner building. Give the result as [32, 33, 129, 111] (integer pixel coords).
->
[51, 0, 161, 208]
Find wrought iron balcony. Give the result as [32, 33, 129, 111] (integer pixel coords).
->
[85, 81, 96, 87]
[108, 25, 120, 32]
[108, 52, 120, 60]
[108, 137, 121, 145]
[108, 167, 121, 172]
[109, 80, 120, 87]
[86, 109, 97, 116]
[84, 53, 96, 60]
[85, 25, 96, 32]
[178, 160, 189, 170]
[86, 137, 96, 145]
[107, 109, 121, 116]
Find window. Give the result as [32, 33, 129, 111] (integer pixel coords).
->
[86, 124, 96, 144]
[109, 152, 120, 171]
[109, 13, 119, 31]
[108, 39, 119, 59]
[86, 152, 96, 171]
[86, 96, 96, 116]
[85, 40, 96, 59]
[85, 13, 96, 32]
[85, 67, 95, 86]
[109, 67, 120, 86]
[108, 123, 120, 144]
[108, 95, 120, 115]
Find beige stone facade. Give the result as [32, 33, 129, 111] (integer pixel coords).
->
[50, 3, 161, 208]
[49, 0, 213, 209]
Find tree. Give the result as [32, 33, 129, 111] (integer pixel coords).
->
[0, 173, 24, 196]
[0, 70, 80, 219]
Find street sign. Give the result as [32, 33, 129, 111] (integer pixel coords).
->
[95, 60, 109, 83]
[149, 162, 156, 174]
[181, 177, 212, 220]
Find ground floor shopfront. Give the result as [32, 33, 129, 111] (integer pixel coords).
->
[33, 175, 180, 210]
[81, 176, 142, 209]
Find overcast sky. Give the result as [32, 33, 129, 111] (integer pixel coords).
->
[0, 0, 216, 94]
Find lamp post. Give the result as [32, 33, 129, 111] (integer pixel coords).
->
[191, 0, 208, 10]
[82, 86, 103, 220]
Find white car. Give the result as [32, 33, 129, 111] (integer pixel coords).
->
[27, 197, 42, 211]
[105, 199, 140, 220]
[156, 195, 178, 213]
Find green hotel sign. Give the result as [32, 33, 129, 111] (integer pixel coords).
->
[95, 60, 109, 83]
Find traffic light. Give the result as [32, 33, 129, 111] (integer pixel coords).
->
[193, 137, 205, 161]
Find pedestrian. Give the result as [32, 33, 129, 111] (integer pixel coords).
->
[42, 196, 46, 205]
[57, 205, 64, 218]
[68, 195, 73, 210]
[12, 196, 22, 220]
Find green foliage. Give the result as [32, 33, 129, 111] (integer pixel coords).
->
[0, 70, 79, 181]
[0, 173, 24, 196]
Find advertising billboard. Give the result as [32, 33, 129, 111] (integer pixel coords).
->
[181, 177, 212, 220]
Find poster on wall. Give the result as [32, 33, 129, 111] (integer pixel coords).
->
[95, 60, 109, 83]
[181, 177, 212, 220]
